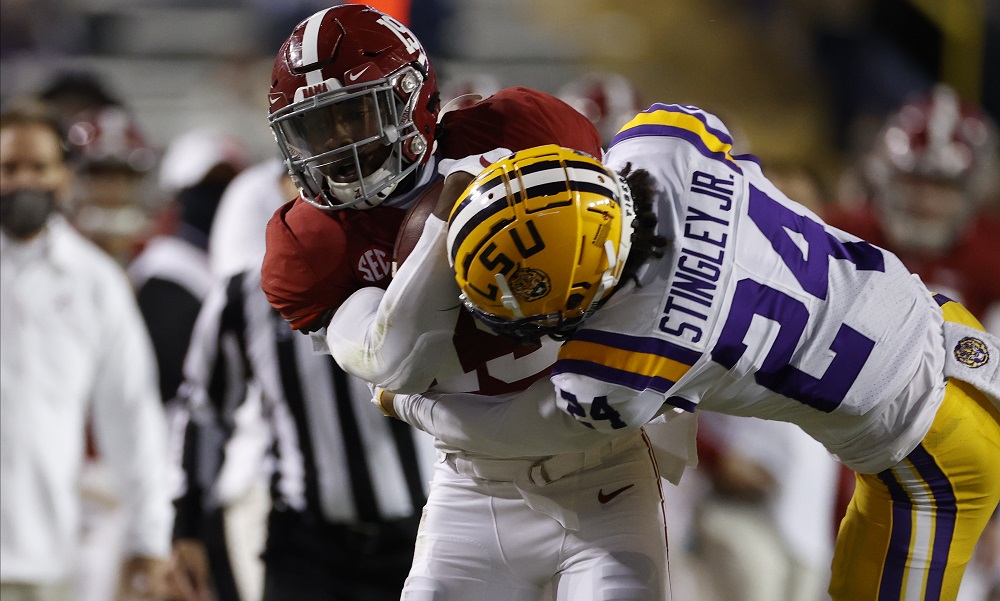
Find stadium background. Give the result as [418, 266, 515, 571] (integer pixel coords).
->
[1, 0, 996, 196]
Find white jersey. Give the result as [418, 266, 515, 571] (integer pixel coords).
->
[555, 104, 947, 473]
[1, 218, 171, 581]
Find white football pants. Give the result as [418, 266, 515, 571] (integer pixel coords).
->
[402, 431, 671, 601]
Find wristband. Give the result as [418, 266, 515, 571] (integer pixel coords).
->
[373, 388, 396, 418]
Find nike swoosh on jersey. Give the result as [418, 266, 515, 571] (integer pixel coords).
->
[597, 483, 635, 504]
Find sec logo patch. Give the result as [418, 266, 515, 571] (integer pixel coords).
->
[358, 248, 391, 282]
[954, 336, 989, 368]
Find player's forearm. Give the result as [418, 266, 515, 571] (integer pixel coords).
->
[392, 379, 616, 457]
[328, 215, 460, 392]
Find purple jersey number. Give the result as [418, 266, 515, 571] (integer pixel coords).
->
[710, 185, 884, 412]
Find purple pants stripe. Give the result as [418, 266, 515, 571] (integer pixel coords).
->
[876, 443, 958, 600]
[877, 469, 913, 600]
[908, 444, 958, 600]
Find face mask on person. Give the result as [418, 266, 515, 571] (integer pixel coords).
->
[178, 180, 229, 238]
[0, 188, 57, 239]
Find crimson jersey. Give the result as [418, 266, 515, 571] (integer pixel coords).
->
[825, 205, 1000, 321]
[261, 87, 602, 393]
[263, 203, 406, 329]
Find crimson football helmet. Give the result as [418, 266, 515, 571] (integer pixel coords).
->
[66, 106, 157, 174]
[268, 5, 440, 210]
[447, 145, 635, 344]
[865, 84, 999, 253]
[64, 107, 158, 264]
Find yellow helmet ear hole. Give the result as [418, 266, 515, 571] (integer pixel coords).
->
[566, 293, 585, 311]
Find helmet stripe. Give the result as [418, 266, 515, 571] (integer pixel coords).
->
[302, 8, 334, 86]
[449, 172, 506, 225]
[448, 156, 621, 265]
[448, 186, 514, 266]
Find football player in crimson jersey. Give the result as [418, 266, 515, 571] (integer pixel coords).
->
[825, 85, 1000, 334]
[558, 71, 645, 149]
[259, 5, 689, 600]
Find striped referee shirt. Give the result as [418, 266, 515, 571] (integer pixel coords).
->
[174, 268, 434, 530]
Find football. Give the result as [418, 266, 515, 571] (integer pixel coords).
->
[393, 178, 444, 271]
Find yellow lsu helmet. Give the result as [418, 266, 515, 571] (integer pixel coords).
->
[446, 144, 635, 343]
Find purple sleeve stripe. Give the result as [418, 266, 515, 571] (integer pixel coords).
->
[609, 124, 743, 175]
[552, 359, 678, 393]
[572, 329, 702, 365]
[732, 152, 762, 166]
[665, 396, 697, 412]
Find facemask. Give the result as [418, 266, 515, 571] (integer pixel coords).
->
[0, 189, 57, 239]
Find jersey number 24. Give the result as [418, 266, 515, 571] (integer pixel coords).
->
[711, 185, 885, 412]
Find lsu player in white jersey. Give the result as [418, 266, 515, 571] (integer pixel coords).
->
[381, 104, 1000, 601]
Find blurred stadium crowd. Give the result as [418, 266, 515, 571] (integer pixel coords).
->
[1, 1, 998, 600]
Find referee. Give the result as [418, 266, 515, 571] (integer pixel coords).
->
[170, 268, 434, 601]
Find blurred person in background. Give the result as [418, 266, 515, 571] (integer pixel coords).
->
[63, 106, 159, 266]
[37, 71, 123, 127]
[128, 127, 251, 407]
[558, 71, 644, 149]
[687, 414, 838, 601]
[58, 104, 163, 601]
[168, 266, 434, 601]
[826, 83, 1000, 601]
[166, 154, 287, 601]
[0, 104, 172, 601]
[174, 150, 436, 601]
[438, 72, 502, 112]
[189, 158, 295, 601]
[127, 128, 252, 601]
[208, 157, 290, 280]
[826, 84, 1000, 335]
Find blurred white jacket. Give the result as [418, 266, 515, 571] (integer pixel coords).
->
[0, 217, 172, 583]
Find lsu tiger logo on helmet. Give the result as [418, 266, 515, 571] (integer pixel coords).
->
[445, 145, 635, 343]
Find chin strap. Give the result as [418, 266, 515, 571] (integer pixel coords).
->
[495, 273, 525, 318]
[588, 240, 619, 311]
